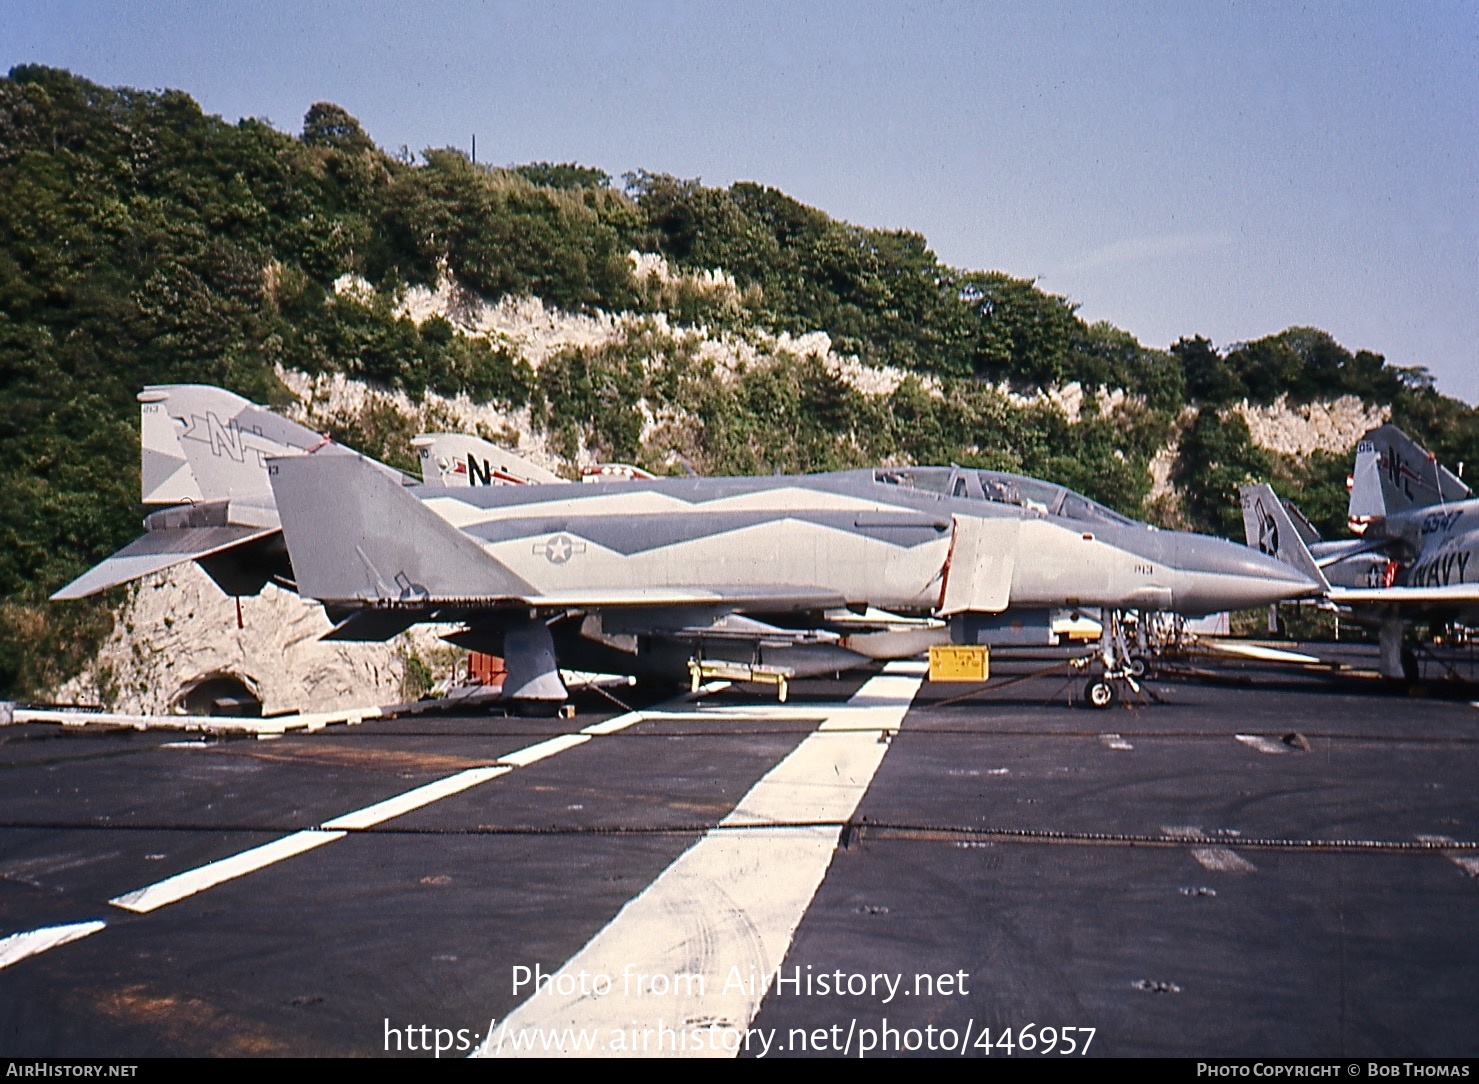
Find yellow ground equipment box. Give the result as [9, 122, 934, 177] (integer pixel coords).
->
[928, 644, 989, 682]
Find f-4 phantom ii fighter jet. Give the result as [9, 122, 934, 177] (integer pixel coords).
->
[55, 385, 1319, 707]
[1242, 424, 1479, 680]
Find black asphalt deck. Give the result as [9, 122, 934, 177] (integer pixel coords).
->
[1, 654, 1476, 1058]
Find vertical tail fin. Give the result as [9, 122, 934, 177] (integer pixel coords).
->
[140, 385, 330, 521]
[1239, 484, 1331, 593]
[267, 451, 534, 605]
[141, 385, 410, 524]
[139, 391, 204, 505]
[1349, 424, 1469, 521]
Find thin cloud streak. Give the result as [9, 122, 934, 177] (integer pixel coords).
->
[1055, 232, 1239, 276]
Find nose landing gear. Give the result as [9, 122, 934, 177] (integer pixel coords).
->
[1076, 610, 1153, 709]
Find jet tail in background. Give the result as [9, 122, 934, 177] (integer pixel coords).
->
[412, 432, 564, 487]
[141, 385, 411, 520]
[53, 385, 409, 601]
[1239, 484, 1331, 594]
[1348, 424, 1469, 522]
[140, 391, 205, 506]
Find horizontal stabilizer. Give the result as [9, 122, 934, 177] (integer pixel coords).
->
[1310, 536, 1387, 568]
[268, 452, 535, 605]
[50, 526, 278, 600]
[321, 609, 423, 642]
[1332, 584, 1479, 607]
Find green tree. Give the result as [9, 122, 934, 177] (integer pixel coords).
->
[1173, 408, 1270, 537]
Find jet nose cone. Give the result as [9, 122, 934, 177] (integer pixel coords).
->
[1171, 535, 1322, 615]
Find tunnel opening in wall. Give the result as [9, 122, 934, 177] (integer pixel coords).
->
[171, 671, 263, 717]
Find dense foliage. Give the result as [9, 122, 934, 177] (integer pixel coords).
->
[2, 66, 1474, 696]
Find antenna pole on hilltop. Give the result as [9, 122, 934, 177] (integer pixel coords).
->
[472, 134, 476, 164]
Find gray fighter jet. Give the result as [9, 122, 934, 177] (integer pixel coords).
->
[55, 385, 1319, 706]
[1242, 424, 1479, 679]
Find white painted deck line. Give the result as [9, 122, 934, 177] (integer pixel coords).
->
[1162, 826, 1257, 873]
[1192, 847, 1258, 873]
[1100, 733, 1134, 751]
[1416, 835, 1479, 877]
[498, 733, 591, 767]
[477, 660, 926, 1059]
[104, 690, 718, 918]
[577, 684, 736, 737]
[638, 708, 828, 721]
[1235, 734, 1288, 755]
[110, 830, 346, 913]
[0, 921, 107, 970]
[580, 712, 644, 736]
[322, 766, 510, 830]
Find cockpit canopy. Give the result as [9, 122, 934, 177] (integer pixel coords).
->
[873, 467, 1140, 529]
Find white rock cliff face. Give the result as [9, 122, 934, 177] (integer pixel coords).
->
[54, 563, 450, 715]
[1236, 395, 1389, 457]
[54, 266, 1386, 713]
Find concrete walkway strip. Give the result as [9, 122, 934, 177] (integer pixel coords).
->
[477, 661, 926, 1059]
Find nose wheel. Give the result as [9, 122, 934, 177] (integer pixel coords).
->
[1085, 678, 1117, 709]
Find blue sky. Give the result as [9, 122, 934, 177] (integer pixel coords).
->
[7, 0, 1477, 403]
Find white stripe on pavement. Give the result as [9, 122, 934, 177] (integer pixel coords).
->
[322, 766, 510, 830]
[110, 831, 347, 913]
[107, 693, 720, 917]
[0, 921, 107, 970]
[498, 734, 591, 766]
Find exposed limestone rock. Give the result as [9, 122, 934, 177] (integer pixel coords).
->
[275, 365, 566, 474]
[1236, 395, 1388, 457]
[333, 261, 939, 400]
[54, 563, 454, 716]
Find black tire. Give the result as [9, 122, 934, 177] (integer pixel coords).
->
[1085, 679, 1117, 709]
